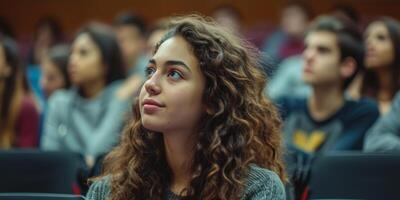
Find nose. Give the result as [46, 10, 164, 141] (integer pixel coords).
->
[365, 39, 374, 50]
[68, 53, 77, 69]
[144, 73, 161, 95]
[302, 47, 314, 62]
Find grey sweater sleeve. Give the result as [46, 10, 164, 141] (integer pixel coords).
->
[86, 97, 131, 157]
[86, 178, 110, 200]
[364, 92, 400, 152]
[243, 166, 286, 200]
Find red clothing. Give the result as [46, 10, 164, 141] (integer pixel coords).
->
[279, 37, 304, 60]
[14, 96, 39, 148]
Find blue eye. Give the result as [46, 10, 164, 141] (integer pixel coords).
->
[168, 70, 183, 80]
[145, 67, 156, 77]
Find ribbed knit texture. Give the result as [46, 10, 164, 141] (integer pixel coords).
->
[86, 165, 285, 200]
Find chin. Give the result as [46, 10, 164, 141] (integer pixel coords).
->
[141, 118, 164, 132]
[365, 60, 383, 70]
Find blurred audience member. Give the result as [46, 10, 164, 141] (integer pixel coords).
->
[118, 17, 171, 100]
[0, 37, 39, 148]
[361, 17, 400, 114]
[41, 23, 129, 168]
[113, 12, 150, 99]
[26, 17, 64, 110]
[262, 1, 312, 63]
[146, 18, 170, 56]
[279, 16, 378, 153]
[278, 16, 379, 198]
[266, 55, 310, 100]
[28, 17, 63, 65]
[113, 12, 147, 77]
[267, 6, 361, 100]
[38, 44, 71, 142]
[40, 44, 71, 99]
[212, 4, 243, 35]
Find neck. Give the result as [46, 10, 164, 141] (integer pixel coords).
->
[309, 84, 344, 121]
[163, 130, 195, 194]
[376, 67, 393, 101]
[80, 79, 106, 99]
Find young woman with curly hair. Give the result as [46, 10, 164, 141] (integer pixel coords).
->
[87, 15, 286, 200]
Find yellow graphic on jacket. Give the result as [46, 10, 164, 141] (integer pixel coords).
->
[293, 130, 326, 152]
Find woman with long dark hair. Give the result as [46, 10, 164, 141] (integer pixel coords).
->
[41, 23, 129, 167]
[0, 37, 39, 148]
[362, 17, 400, 114]
[87, 15, 286, 200]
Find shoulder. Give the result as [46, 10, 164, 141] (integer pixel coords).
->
[275, 97, 306, 119]
[242, 165, 286, 200]
[47, 89, 74, 106]
[342, 98, 379, 120]
[86, 177, 111, 200]
[392, 92, 400, 110]
[20, 95, 39, 114]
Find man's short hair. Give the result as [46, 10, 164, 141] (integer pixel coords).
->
[307, 15, 363, 89]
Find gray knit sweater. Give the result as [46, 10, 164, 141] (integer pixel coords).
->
[364, 91, 400, 152]
[41, 81, 131, 157]
[86, 165, 285, 200]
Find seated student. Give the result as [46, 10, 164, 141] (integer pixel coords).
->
[38, 44, 71, 142]
[113, 12, 147, 77]
[113, 13, 148, 99]
[278, 16, 380, 198]
[278, 15, 379, 154]
[26, 17, 64, 110]
[364, 91, 400, 152]
[361, 17, 400, 114]
[41, 23, 129, 168]
[86, 15, 286, 200]
[40, 44, 71, 99]
[0, 37, 39, 148]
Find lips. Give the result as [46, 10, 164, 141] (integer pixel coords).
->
[142, 99, 164, 107]
[142, 99, 165, 114]
[303, 64, 313, 74]
[366, 51, 376, 58]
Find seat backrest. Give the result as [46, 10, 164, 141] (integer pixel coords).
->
[0, 193, 85, 200]
[308, 152, 400, 200]
[0, 150, 83, 194]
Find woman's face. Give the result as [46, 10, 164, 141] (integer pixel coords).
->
[68, 33, 106, 86]
[139, 35, 206, 134]
[364, 21, 395, 69]
[40, 58, 66, 98]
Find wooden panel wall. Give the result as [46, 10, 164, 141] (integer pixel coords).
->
[0, 0, 399, 38]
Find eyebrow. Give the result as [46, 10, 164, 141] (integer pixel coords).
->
[149, 59, 191, 72]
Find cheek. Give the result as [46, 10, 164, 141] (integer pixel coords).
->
[380, 44, 395, 64]
[138, 86, 146, 104]
[169, 87, 204, 115]
[315, 57, 340, 79]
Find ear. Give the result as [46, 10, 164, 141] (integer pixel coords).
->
[340, 57, 357, 79]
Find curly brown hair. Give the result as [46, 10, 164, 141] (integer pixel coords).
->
[98, 14, 286, 200]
